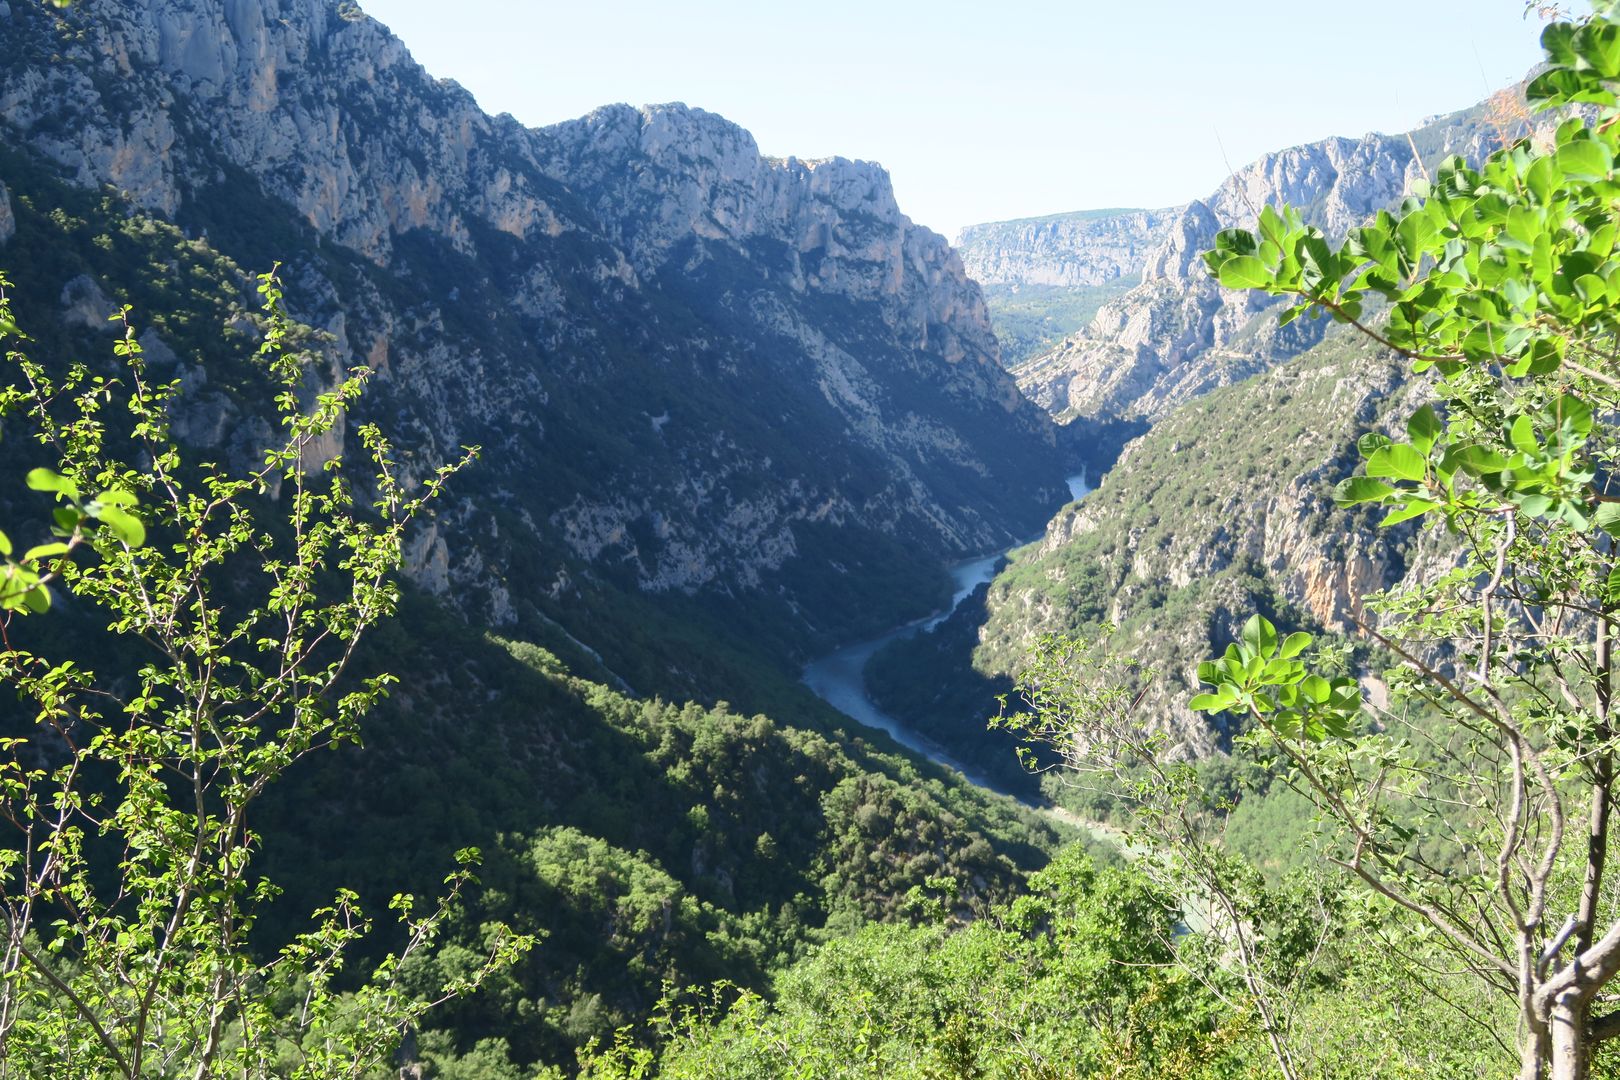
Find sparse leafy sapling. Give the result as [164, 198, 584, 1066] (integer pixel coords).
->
[1182, 7, 1620, 1078]
[997, 630, 1341, 1080]
[0, 270, 530, 1078]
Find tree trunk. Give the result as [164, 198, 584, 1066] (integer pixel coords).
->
[1524, 1018, 1551, 1080]
[1550, 992, 1592, 1080]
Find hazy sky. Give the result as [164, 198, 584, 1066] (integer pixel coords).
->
[357, 0, 1551, 240]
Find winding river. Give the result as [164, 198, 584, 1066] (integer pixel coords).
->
[802, 471, 1092, 804]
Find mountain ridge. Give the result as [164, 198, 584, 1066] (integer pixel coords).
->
[1005, 99, 1511, 421]
[0, 0, 1071, 689]
[955, 206, 1178, 290]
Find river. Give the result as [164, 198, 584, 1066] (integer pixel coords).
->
[801, 471, 1092, 804]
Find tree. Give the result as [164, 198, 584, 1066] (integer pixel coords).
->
[1005, 6, 1620, 1078]
[999, 633, 1343, 1080]
[1108, 6, 1620, 1078]
[574, 848, 1248, 1080]
[0, 270, 530, 1077]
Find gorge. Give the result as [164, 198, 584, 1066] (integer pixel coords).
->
[801, 469, 1093, 801]
[0, 1, 1591, 1077]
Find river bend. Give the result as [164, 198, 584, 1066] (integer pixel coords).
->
[802, 472, 1091, 802]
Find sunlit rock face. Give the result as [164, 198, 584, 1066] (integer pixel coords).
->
[0, 179, 13, 245]
[0, 0, 1069, 650]
[955, 208, 1179, 289]
[1014, 115, 1503, 422]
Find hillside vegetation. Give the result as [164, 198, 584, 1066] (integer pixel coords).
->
[867, 327, 1421, 795]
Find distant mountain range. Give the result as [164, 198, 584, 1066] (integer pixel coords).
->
[954, 207, 1179, 289]
[961, 97, 1512, 420]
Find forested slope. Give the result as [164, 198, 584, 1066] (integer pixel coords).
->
[867, 328, 1428, 791]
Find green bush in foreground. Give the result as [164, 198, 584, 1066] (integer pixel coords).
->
[0, 272, 528, 1077]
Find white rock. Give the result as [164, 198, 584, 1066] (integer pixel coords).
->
[59, 274, 117, 331]
[137, 326, 179, 365]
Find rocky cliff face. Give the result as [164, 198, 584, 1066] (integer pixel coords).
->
[954, 208, 1178, 289]
[0, 0, 1068, 673]
[1015, 108, 1507, 421]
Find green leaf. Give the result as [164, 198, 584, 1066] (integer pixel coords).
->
[1556, 393, 1594, 441]
[1217, 255, 1274, 291]
[1596, 502, 1620, 537]
[1381, 498, 1439, 526]
[21, 542, 70, 562]
[1406, 405, 1441, 455]
[1357, 432, 1392, 458]
[1557, 139, 1613, 182]
[96, 507, 146, 548]
[1335, 476, 1396, 506]
[1510, 415, 1540, 455]
[1518, 493, 1554, 516]
[1397, 211, 1439, 261]
[1366, 444, 1427, 482]
[1279, 632, 1312, 659]
[1578, 273, 1609, 305]
[1212, 228, 1258, 257]
[1582, 19, 1620, 76]
[1448, 444, 1510, 475]
[25, 468, 78, 499]
[1241, 614, 1278, 659]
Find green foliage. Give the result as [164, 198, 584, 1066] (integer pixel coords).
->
[1185, 7, 1620, 1074]
[1189, 615, 1361, 742]
[276, 621, 1066, 1074]
[578, 848, 1250, 1080]
[0, 272, 528, 1076]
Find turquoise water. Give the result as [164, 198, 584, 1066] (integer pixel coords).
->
[801, 472, 1091, 798]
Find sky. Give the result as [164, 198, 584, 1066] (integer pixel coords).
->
[356, 0, 1553, 241]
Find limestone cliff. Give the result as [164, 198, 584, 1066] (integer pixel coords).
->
[0, 0, 1069, 676]
[1014, 106, 1509, 421]
[954, 208, 1178, 289]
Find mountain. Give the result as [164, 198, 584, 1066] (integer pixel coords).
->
[1010, 100, 1513, 421]
[951, 208, 1175, 368]
[954, 207, 1179, 289]
[0, 1, 1098, 1073]
[866, 98, 1533, 782]
[0, 0, 1071, 698]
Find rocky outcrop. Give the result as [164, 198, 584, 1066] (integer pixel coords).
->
[954, 208, 1179, 288]
[1015, 107, 1507, 421]
[0, 179, 12, 245]
[59, 274, 116, 330]
[988, 333, 1427, 751]
[0, 0, 1068, 666]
